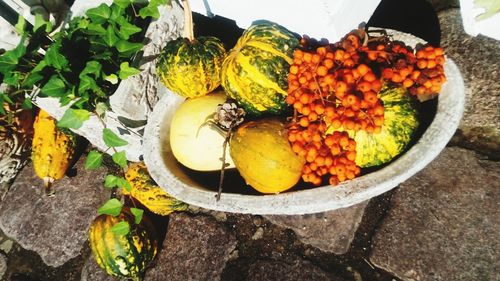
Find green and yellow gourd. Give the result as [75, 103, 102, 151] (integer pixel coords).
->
[124, 162, 188, 216]
[32, 109, 76, 192]
[221, 20, 299, 116]
[89, 208, 158, 280]
[156, 0, 226, 98]
[331, 86, 419, 168]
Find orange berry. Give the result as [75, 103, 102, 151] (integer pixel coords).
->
[290, 65, 299, 75]
[323, 58, 335, 69]
[363, 72, 376, 82]
[303, 52, 312, 63]
[403, 78, 414, 88]
[331, 119, 342, 129]
[391, 73, 403, 83]
[357, 64, 370, 76]
[417, 59, 428, 69]
[371, 79, 382, 92]
[427, 60, 437, 69]
[357, 81, 372, 92]
[299, 117, 309, 127]
[316, 46, 327, 55]
[312, 54, 321, 64]
[294, 49, 304, 59]
[382, 68, 394, 79]
[316, 65, 328, 76]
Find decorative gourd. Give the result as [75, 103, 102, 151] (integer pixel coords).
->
[170, 91, 235, 171]
[89, 208, 158, 280]
[230, 118, 305, 194]
[32, 109, 76, 192]
[156, 0, 226, 98]
[336, 86, 419, 167]
[221, 20, 300, 116]
[124, 162, 188, 216]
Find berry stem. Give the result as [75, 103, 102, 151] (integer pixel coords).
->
[216, 130, 232, 201]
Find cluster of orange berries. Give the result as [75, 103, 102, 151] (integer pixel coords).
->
[285, 31, 446, 186]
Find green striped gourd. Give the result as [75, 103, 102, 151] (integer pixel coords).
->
[89, 208, 157, 279]
[334, 86, 419, 167]
[221, 20, 299, 116]
[156, 37, 226, 98]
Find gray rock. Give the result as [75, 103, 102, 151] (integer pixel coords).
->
[247, 258, 346, 281]
[0, 156, 110, 267]
[144, 213, 237, 281]
[80, 256, 118, 281]
[0, 252, 6, 280]
[438, 8, 500, 157]
[370, 147, 500, 281]
[265, 200, 368, 255]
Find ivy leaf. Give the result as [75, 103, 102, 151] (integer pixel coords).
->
[98, 198, 123, 216]
[87, 23, 107, 35]
[32, 60, 47, 73]
[78, 75, 97, 94]
[86, 4, 111, 24]
[115, 40, 143, 55]
[80, 61, 102, 78]
[3, 72, 21, 86]
[119, 62, 140, 80]
[112, 151, 127, 168]
[116, 177, 132, 192]
[45, 44, 68, 70]
[110, 5, 125, 20]
[95, 102, 109, 118]
[103, 26, 118, 47]
[22, 72, 43, 88]
[103, 128, 128, 147]
[41, 77, 66, 97]
[0, 51, 19, 74]
[34, 14, 52, 32]
[104, 174, 119, 188]
[130, 208, 143, 224]
[57, 108, 90, 129]
[110, 221, 130, 235]
[22, 98, 32, 110]
[104, 73, 119, 84]
[113, 0, 133, 9]
[15, 16, 26, 34]
[139, 5, 160, 19]
[85, 151, 103, 169]
[117, 20, 142, 40]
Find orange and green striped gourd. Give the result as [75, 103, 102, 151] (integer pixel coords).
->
[221, 20, 299, 116]
[89, 208, 158, 280]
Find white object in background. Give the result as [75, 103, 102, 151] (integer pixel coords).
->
[189, 0, 381, 42]
[0, 17, 21, 51]
[460, 0, 500, 40]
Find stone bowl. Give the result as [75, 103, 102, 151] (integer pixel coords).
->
[143, 30, 465, 215]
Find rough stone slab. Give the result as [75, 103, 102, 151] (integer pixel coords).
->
[145, 213, 237, 281]
[0, 156, 109, 267]
[370, 147, 500, 281]
[80, 256, 117, 281]
[265, 200, 369, 255]
[0, 252, 6, 280]
[439, 8, 500, 156]
[247, 258, 346, 281]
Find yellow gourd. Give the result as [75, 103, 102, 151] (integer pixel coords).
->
[32, 110, 76, 193]
[124, 162, 188, 216]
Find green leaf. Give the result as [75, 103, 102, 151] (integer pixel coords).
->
[95, 102, 109, 117]
[104, 73, 119, 84]
[22, 72, 43, 88]
[104, 174, 119, 188]
[15, 16, 26, 34]
[116, 177, 132, 192]
[115, 40, 143, 55]
[57, 108, 90, 129]
[3, 72, 21, 86]
[117, 19, 142, 40]
[112, 151, 127, 168]
[78, 75, 97, 94]
[130, 208, 144, 224]
[119, 62, 140, 80]
[86, 4, 111, 24]
[80, 61, 102, 78]
[0, 51, 19, 74]
[22, 98, 32, 110]
[103, 26, 118, 47]
[32, 60, 47, 73]
[41, 77, 66, 97]
[110, 221, 130, 235]
[85, 151, 103, 169]
[77, 18, 90, 29]
[113, 0, 133, 9]
[103, 128, 128, 147]
[1, 93, 13, 104]
[45, 44, 68, 70]
[98, 198, 123, 216]
[86, 23, 107, 35]
[34, 14, 52, 32]
[139, 5, 160, 19]
[110, 5, 125, 20]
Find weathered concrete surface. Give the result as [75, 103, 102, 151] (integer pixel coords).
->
[0, 252, 6, 280]
[247, 258, 347, 281]
[80, 256, 116, 281]
[439, 8, 500, 158]
[370, 147, 500, 281]
[145, 213, 237, 281]
[0, 157, 109, 267]
[265, 201, 369, 255]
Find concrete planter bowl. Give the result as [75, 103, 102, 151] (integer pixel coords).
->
[143, 29, 465, 215]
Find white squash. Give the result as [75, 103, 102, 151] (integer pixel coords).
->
[169, 91, 235, 171]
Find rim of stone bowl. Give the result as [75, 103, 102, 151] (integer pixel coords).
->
[143, 29, 465, 215]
